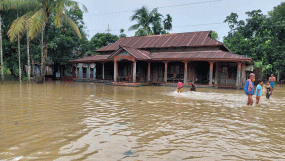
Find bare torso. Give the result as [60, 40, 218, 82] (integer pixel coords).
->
[269, 76, 276, 82]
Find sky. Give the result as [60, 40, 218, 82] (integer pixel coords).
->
[75, 0, 283, 42]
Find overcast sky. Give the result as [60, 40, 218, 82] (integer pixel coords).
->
[76, 0, 282, 41]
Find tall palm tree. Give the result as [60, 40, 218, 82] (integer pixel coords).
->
[152, 11, 163, 35]
[129, 6, 158, 35]
[0, 10, 3, 81]
[0, 0, 37, 82]
[163, 14, 172, 31]
[6, 0, 87, 83]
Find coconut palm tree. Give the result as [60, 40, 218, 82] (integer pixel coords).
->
[152, 11, 163, 35]
[163, 14, 172, 31]
[6, 0, 87, 83]
[0, 0, 37, 82]
[129, 6, 158, 35]
[0, 10, 3, 81]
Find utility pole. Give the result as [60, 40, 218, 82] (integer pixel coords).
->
[106, 24, 111, 33]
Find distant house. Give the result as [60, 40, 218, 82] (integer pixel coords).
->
[68, 31, 254, 88]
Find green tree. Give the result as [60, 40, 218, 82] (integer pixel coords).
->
[152, 11, 163, 35]
[119, 28, 126, 38]
[129, 6, 156, 35]
[163, 14, 172, 31]
[6, 0, 87, 83]
[134, 28, 148, 37]
[210, 31, 219, 40]
[129, 6, 173, 36]
[89, 33, 119, 51]
[48, 8, 88, 78]
[223, 4, 285, 80]
[0, 0, 36, 81]
[0, 7, 3, 81]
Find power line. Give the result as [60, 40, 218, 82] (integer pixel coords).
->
[87, 22, 226, 32]
[84, 0, 222, 16]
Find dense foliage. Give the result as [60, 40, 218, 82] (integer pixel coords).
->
[223, 2, 285, 80]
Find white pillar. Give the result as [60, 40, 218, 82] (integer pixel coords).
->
[236, 62, 241, 88]
[164, 62, 168, 83]
[114, 61, 118, 82]
[184, 62, 188, 84]
[148, 62, 151, 82]
[215, 62, 219, 86]
[102, 62, 105, 80]
[133, 61, 136, 83]
[75, 64, 78, 78]
[209, 62, 214, 86]
[88, 64, 90, 79]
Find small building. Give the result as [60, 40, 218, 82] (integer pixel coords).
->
[68, 31, 254, 88]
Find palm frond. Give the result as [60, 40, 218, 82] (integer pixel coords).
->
[149, 8, 158, 17]
[0, 0, 40, 10]
[62, 14, 81, 39]
[27, 7, 47, 40]
[7, 10, 34, 42]
[67, 0, 88, 12]
[128, 24, 140, 31]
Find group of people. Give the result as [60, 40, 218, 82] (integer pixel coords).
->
[244, 73, 275, 105]
[176, 73, 276, 106]
[177, 81, 196, 93]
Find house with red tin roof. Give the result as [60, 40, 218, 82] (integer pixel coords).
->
[68, 31, 254, 88]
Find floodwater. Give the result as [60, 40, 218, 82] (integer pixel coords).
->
[0, 81, 285, 161]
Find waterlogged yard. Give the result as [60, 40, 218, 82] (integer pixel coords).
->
[1, 81, 285, 160]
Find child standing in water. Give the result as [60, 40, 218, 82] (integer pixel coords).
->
[255, 80, 263, 104]
[177, 81, 183, 93]
[266, 81, 273, 99]
[189, 82, 196, 92]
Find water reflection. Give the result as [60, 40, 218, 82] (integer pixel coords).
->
[0, 82, 285, 160]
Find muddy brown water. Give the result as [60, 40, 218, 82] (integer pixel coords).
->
[0, 81, 285, 161]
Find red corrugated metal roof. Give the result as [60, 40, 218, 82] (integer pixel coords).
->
[96, 31, 223, 52]
[108, 46, 150, 60]
[68, 55, 109, 63]
[69, 50, 253, 64]
[150, 50, 253, 62]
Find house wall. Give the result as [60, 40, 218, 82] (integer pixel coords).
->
[216, 62, 237, 86]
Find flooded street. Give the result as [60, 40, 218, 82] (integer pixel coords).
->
[1, 81, 285, 160]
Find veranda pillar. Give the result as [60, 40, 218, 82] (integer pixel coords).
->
[184, 61, 188, 84]
[236, 62, 242, 88]
[133, 61, 136, 83]
[75, 64, 78, 78]
[209, 62, 214, 86]
[241, 63, 245, 86]
[88, 64, 91, 79]
[215, 62, 219, 86]
[147, 62, 151, 82]
[164, 62, 168, 83]
[114, 61, 118, 82]
[102, 62, 105, 80]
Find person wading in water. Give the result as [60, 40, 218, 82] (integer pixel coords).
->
[244, 73, 255, 105]
[266, 81, 273, 99]
[269, 74, 276, 94]
[189, 81, 196, 92]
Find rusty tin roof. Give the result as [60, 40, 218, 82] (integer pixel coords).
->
[68, 55, 109, 63]
[108, 46, 151, 60]
[96, 31, 223, 52]
[150, 50, 253, 63]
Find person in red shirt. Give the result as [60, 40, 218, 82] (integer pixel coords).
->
[177, 81, 183, 93]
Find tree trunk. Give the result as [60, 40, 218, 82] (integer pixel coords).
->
[27, 35, 30, 82]
[39, 27, 48, 83]
[30, 47, 35, 77]
[17, 10, 21, 82]
[0, 12, 4, 81]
